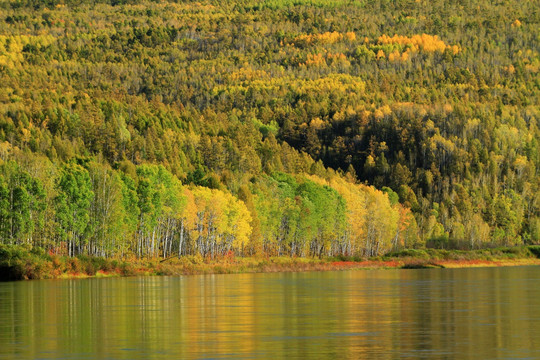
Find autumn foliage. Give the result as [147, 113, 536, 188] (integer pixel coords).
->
[0, 0, 538, 262]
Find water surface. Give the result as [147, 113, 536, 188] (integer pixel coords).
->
[1, 266, 539, 359]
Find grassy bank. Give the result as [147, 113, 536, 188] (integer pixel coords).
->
[380, 247, 540, 269]
[1, 245, 540, 281]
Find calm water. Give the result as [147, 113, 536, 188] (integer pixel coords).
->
[1, 267, 540, 359]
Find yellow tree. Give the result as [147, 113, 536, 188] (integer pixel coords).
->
[307, 175, 367, 256]
[363, 187, 399, 257]
[191, 186, 252, 257]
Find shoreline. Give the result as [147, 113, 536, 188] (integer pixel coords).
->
[32, 258, 540, 281]
[2, 246, 540, 281]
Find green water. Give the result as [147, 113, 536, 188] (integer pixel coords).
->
[1, 267, 539, 359]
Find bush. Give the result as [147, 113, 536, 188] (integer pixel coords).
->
[528, 246, 540, 258]
[84, 261, 96, 275]
[387, 249, 429, 259]
[0, 262, 25, 281]
[0, 245, 31, 280]
[68, 258, 82, 273]
[119, 262, 134, 276]
[184, 254, 204, 265]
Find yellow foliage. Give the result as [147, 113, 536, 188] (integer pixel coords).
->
[310, 117, 325, 130]
[182, 188, 199, 232]
[377, 33, 458, 54]
[302, 53, 327, 67]
[513, 155, 528, 171]
[306, 175, 400, 256]
[379, 105, 392, 116]
[359, 110, 371, 125]
[443, 103, 453, 114]
[315, 31, 343, 44]
[212, 73, 365, 99]
[300, 52, 349, 68]
[363, 186, 399, 256]
[525, 63, 539, 73]
[0, 35, 56, 68]
[306, 175, 366, 253]
[327, 52, 347, 61]
[0, 141, 12, 161]
[295, 74, 365, 95]
[504, 64, 516, 74]
[332, 111, 345, 122]
[293, 31, 353, 46]
[401, 51, 409, 61]
[190, 186, 252, 252]
[345, 106, 356, 118]
[389, 49, 403, 62]
[21, 128, 31, 144]
[345, 32, 356, 41]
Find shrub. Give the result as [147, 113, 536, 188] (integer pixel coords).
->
[388, 249, 429, 259]
[68, 258, 82, 273]
[528, 246, 540, 258]
[119, 262, 134, 276]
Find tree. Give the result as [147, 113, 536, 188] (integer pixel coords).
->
[0, 161, 46, 246]
[88, 161, 126, 257]
[54, 163, 94, 256]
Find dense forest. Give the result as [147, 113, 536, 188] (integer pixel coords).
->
[0, 0, 538, 260]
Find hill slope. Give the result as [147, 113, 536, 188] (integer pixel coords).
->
[0, 0, 538, 258]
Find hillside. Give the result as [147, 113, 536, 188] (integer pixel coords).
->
[0, 0, 538, 259]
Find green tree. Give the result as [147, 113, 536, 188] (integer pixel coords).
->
[54, 163, 94, 256]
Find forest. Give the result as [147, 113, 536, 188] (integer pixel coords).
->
[0, 0, 538, 260]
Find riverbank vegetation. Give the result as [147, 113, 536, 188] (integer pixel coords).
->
[0, 0, 538, 265]
[2, 243, 539, 281]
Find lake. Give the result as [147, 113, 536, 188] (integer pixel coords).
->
[1, 266, 539, 359]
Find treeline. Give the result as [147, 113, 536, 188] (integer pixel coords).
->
[0, 149, 414, 258]
[0, 0, 538, 256]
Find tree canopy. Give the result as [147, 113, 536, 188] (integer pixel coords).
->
[0, 0, 538, 258]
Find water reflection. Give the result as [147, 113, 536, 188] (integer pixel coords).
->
[1, 267, 539, 359]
